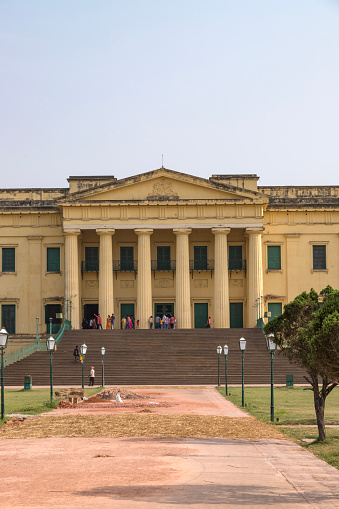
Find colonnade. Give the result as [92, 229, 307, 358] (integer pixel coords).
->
[63, 227, 263, 329]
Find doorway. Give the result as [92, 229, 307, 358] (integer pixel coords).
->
[194, 303, 208, 328]
[230, 302, 243, 328]
[154, 303, 174, 318]
[120, 303, 135, 328]
[84, 304, 99, 322]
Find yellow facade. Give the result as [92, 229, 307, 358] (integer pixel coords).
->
[0, 168, 338, 334]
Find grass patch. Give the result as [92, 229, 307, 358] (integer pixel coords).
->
[217, 386, 339, 425]
[217, 385, 339, 469]
[0, 387, 102, 424]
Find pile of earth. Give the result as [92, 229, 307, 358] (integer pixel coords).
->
[97, 388, 150, 401]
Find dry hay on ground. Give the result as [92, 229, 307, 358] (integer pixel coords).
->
[54, 388, 86, 399]
[97, 388, 150, 400]
[0, 414, 286, 441]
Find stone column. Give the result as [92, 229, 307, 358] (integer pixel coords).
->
[212, 228, 231, 328]
[135, 229, 153, 329]
[64, 229, 81, 329]
[97, 229, 115, 323]
[27, 236, 42, 333]
[174, 228, 192, 329]
[246, 228, 264, 328]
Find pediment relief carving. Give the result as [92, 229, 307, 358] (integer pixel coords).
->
[147, 178, 179, 201]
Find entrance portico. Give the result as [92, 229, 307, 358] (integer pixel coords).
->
[60, 168, 267, 329]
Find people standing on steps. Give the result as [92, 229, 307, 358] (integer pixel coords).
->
[94, 313, 103, 329]
[121, 316, 126, 329]
[106, 315, 111, 329]
[170, 315, 175, 329]
[111, 313, 115, 330]
[89, 366, 95, 386]
[73, 345, 79, 363]
[149, 316, 153, 329]
[206, 317, 211, 328]
[155, 315, 160, 329]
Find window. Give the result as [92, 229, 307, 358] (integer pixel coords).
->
[47, 247, 60, 272]
[194, 246, 207, 270]
[229, 245, 243, 270]
[85, 247, 99, 271]
[157, 246, 170, 270]
[267, 245, 281, 270]
[268, 303, 282, 322]
[120, 246, 134, 271]
[2, 247, 15, 272]
[313, 245, 326, 270]
[1, 304, 15, 334]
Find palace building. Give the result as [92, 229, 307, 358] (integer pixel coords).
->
[0, 167, 338, 335]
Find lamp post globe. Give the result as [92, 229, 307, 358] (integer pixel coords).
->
[101, 347, 106, 387]
[223, 344, 229, 396]
[239, 337, 247, 407]
[46, 336, 55, 401]
[80, 343, 87, 389]
[0, 327, 8, 420]
[265, 333, 277, 422]
[216, 346, 222, 386]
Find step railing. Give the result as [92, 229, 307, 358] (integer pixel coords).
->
[4, 318, 72, 367]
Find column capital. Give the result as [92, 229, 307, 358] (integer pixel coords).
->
[211, 227, 231, 236]
[245, 227, 264, 235]
[134, 229, 153, 236]
[173, 228, 192, 236]
[63, 229, 81, 237]
[96, 228, 115, 236]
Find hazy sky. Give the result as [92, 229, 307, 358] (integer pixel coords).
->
[1, 0, 338, 189]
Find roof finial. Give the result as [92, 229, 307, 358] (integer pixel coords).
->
[161, 154, 164, 168]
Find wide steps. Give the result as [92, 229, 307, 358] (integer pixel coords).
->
[4, 329, 306, 386]
[5, 329, 304, 386]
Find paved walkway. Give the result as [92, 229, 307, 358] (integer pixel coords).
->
[1, 387, 339, 508]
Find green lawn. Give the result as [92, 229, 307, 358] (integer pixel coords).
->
[1, 387, 102, 419]
[217, 385, 339, 469]
[217, 386, 339, 425]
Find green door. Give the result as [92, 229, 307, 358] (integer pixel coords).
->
[194, 303, 208, 328]
[154, 303, 174, 317]
[230, 303, 243, 328]
[268, 303, 282, 322]
[120, 304, 135, 327]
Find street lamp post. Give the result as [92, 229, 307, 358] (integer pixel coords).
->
[265, 333, 277, 422]
[49, 317, 52, 335]
[0, 328, 9, 420]
[46, 335, 56, 402]
[217, 345, 222, 386]
[223, 344, 229, 396]
[239, 337, 247, 407]
[80, 343, 87, 389]
[101, 347, 105, 387]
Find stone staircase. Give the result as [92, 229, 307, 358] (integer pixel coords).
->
[4, 328, 306, 386]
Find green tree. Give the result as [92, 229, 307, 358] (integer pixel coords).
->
[264, 286, 339, 441]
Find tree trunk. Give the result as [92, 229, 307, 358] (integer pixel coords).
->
[313, 387, 326, 441]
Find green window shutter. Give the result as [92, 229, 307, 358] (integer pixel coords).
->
[194, 246, 207, 270]
[85, 247, 99, 271]
[313, 245, 326, 270]
[229, 246, 243, 270]
[47, 247, 60, 272]
[2, 248, 15, 272]
[157, 246, 170, 270]
[1, 304, 16, 334]
[268, 303, 282, 322]
[120, 246, 134, 270]
[267, 246, 281, 270]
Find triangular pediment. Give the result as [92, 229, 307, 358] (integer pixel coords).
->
[59, 168, 268, 204]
